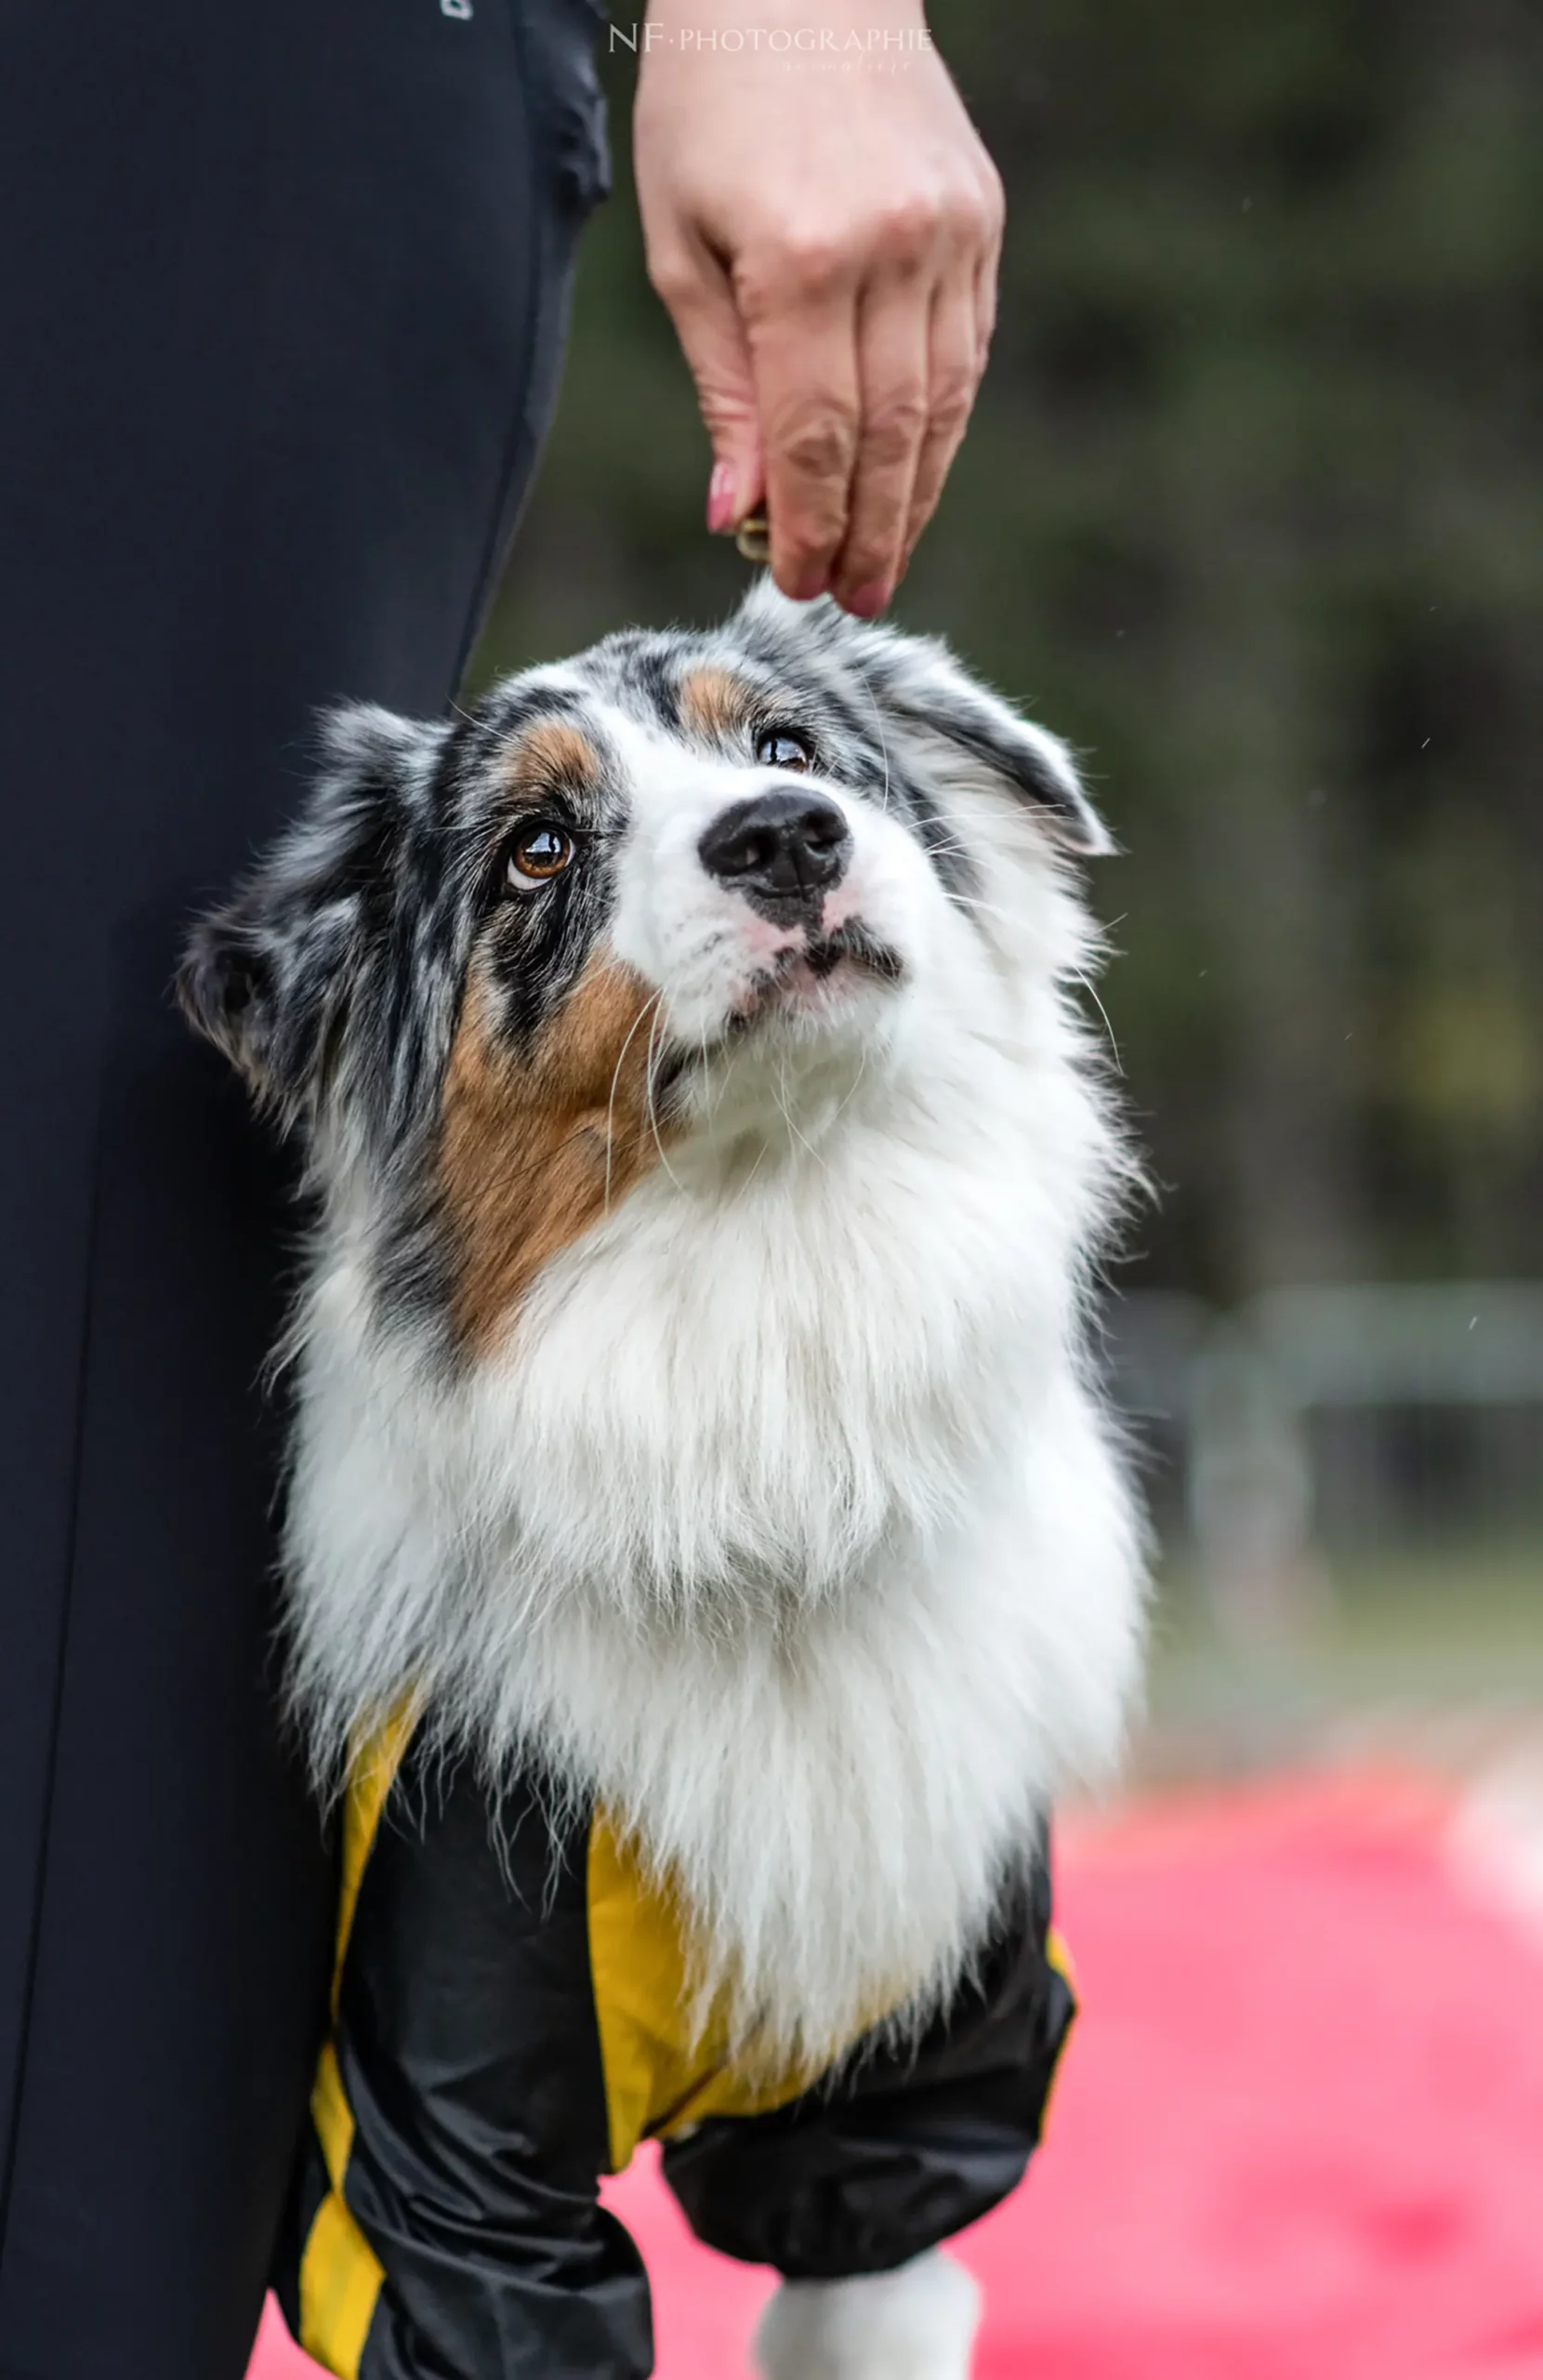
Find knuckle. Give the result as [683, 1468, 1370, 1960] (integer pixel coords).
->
[946, 200, 990, 257]
[939, 194, 992, 257]
[776, 486, 849, 554]
[973, 159, 1007, 240]
[775, 403, 859, 487]
[843, 538, 901, 589]
[781, 520, 846, 577]
[789, 232, 849, 288]
[927, 367, 977, 437]
[928, 401, 972, 455]
[756, 230, 851, 301]
[864, 391, 930, 468]
[871, 192, 943, 262]
[842, 500, 905, 570]
[932, 163, 1001, 255]
[645, 249, 698, 311]
[779, 487, 850, 555]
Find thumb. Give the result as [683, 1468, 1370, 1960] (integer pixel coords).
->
[659, 246, 765, 532]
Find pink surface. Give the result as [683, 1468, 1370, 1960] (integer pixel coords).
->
[251, 1773, 1543, 2380]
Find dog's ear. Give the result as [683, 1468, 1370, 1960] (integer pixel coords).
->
[848, 619, 1111, 856]
[178, 704, 446, 1124]
[746, 587, 1111, 855]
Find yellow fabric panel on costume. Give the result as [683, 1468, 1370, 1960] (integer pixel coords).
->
[310, 2038, 356, 2192]
[298, 2043, 386, 2377]
[332, 1707, 418, 2015]
[297, 1715, 414, 2376]
[1039, 1924, 1078, 2139]
[587, 1813, 817, 2174]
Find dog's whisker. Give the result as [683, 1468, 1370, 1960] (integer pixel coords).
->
[603, 988, 665, 1215]
[823, 1042, 870, 1134]
[945, 887, 1036, 931]
[772, 1059, 825, 1170]
[643, 998, 688, 1197]
[1069, 967, 1124, 1071]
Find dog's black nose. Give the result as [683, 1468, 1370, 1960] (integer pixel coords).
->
[698, 788, 851, 913]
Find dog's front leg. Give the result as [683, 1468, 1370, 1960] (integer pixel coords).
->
[753, 2250, 981, 2380]
[658, 1852, 1075, 2380]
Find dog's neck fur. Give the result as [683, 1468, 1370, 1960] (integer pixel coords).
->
[283, 855, 1143, 2070]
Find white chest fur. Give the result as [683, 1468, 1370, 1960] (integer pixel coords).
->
[284, 957, 1144, 2069]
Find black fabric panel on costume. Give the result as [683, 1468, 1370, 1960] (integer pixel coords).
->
[661, 1850, 1074, 2281]
[0, 5, 606, 2373]
[333, 1748, 653, 2380]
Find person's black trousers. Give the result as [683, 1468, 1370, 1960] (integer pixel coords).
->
[0, 6, 606, 2372]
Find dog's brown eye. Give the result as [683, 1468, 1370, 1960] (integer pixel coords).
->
[506, 823, 575, 892]
[756, 728, 812, 774]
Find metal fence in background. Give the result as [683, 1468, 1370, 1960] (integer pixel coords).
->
[1106, 1283, 1543, 1629]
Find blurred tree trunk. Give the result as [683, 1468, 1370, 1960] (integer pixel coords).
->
[1178, 523, 1364, 1297]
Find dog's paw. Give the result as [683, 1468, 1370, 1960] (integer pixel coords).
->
[751, 2250, 981, 2380]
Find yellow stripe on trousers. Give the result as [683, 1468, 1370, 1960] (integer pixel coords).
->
[297, 2043, 385, 2378]
[1037, 1924, 1079, 2140]
[297, 1712, 415, 2376]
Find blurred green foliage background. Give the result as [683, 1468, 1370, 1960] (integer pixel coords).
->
[476, 0, 1543, 1312]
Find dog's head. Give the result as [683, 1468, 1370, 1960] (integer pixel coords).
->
[180, 584, 1109, 1354]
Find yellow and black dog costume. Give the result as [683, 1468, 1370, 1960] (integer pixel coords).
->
[282, 1716, 1075, 2377]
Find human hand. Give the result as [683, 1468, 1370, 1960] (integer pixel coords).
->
[633, 0, 1003, 616]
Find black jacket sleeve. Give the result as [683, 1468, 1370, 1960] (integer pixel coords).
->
[277, 1744, 653, 2380]
[659, 1847, 1074, 2281]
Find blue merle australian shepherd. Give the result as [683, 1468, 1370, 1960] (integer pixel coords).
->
[181, 583, 1144, 2380]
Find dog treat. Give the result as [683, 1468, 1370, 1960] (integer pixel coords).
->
[733, 509, 771, 562]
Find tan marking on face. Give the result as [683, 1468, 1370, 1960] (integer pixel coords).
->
[679, 668, 758, 747]
[505, 719, 601, 800]
[439, 956, 677, 1353]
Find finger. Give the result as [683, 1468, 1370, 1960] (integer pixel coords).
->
[648, 234, 766, 536]
[973, 160, 1004, 366]
[897, 271, 983, 580]
[828, 269, 933, 617]
[742, 263, 862, 601]
[973, 231, 1000, 382]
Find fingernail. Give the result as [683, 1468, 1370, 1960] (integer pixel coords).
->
[845, 579, 890, 619]
[706, 460, 737, 535]
[790, 566, 831, 602]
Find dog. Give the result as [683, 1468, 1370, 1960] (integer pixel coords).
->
[181, 581, 1144, 2380]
